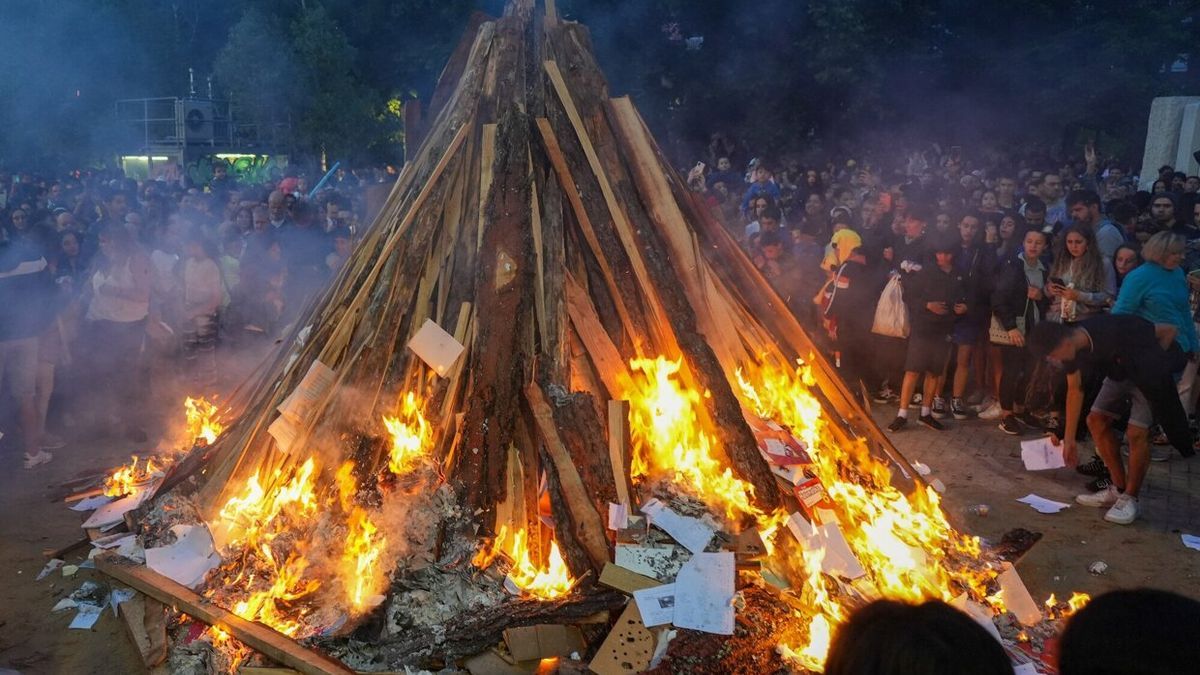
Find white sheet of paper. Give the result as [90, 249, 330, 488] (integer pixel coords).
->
[608, 502, 629, 530]
[949, 592, 1002, 643]
[1020, 437, 1066, 471]
[1016, 493, 1071, 514]
[144, 524, 221, 589]
[90, 533, 136, 550]
[52, 597, 78, 612]
[407, 319, 465, 377]
[68, 604, 103, 630]
[268, 414, 301, 454]
[36, 559, 64, 581]
[672, 552, 735, 635]
[276, 359, 336, 422]
[633, 583, 677, 627]
[82, 483, 157, 530]
[614, 545, 690, 581]
[786, 513, 867, 579]
[1012, 664, 1040, 675]
[1182, 534, 1200, 551]
[997, 562, 1042, 626]
[641, 498, 715, 553]
[70, 494, 114, 512]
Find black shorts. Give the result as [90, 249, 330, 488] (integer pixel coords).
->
[904, 332, 953, 374]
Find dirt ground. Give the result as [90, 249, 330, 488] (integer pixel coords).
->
[2, 404, 1199, 674]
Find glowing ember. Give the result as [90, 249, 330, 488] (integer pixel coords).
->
[103, 455, 159, 497]
[230, 545, 320, 637]
[472, 525, 575, 600]
[382, 392, 432, 475]
[185, 396, 225, 445]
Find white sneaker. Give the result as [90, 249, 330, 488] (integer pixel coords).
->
[23, 450, 53, 469]
[1076, 485, 1120, 508]
[1104, 494, 1139, 525]
[977, 401, 1004, 420]
[1150, 446, 1171, 462]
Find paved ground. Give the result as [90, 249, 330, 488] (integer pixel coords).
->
[874, 402, 1200, 603]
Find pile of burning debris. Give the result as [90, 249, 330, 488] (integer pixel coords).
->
[49, 2, 1096, 673]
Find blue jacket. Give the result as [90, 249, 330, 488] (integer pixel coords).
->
[739, 181, 782, 214]
[1112, 262, 1198, 353]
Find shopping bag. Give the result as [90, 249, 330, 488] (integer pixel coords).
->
[871, 275, 910, 338]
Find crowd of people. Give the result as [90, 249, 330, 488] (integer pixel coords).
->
[689, 142, 1200, 527]
[0, 164, 382, 468]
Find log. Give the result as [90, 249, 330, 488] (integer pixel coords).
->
[549, 391, 618, 515]
[368, 590, 626, 668]
[525, 383, 611, 573]
[452, 104, 535, 514]
[96, 556, 353, 675]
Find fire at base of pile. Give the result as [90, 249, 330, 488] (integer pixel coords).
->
[125, 359, 1088, 674]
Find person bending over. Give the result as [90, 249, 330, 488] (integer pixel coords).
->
[1029, 316, 1189, 525]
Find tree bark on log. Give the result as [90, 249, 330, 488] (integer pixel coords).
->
[367, 590, 626, 668]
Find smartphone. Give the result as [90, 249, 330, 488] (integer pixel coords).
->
[1048, 277, 1065, 287]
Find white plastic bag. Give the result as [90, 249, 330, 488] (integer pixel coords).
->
[871, 275, 910, 338]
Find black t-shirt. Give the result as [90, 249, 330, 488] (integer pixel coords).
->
[1067, 314, 1159, 380]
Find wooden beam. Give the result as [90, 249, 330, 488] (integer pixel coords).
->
[96, 556, 353, 675]
[525, 383, 611, 573]
[607, 400, 633, 507]
[563, 272, 628, 397]
[118, 592, 168, 668]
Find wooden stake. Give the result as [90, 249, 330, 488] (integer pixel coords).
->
[96, 556, 353, 675]
[607, 400, 632, 507]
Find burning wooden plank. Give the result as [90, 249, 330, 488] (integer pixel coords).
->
[96, 555, 353, 675]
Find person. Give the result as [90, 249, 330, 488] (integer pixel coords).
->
[1029, 314, 1188, 517]
[1066, 189, 1122, 260]
[993, 211, 1024, 261]
[887, 235, 967, 432]
[739, 161, 782, 217]
[83, 224, 152, 442]
[1046, 225, 1110, 324]
[823, 599, 1012, 675]
[826, 246, 884, 394]
[1147, 193, 1178, 235]
[0, 231, 57, 467]
[326, 226, 352, 274]
[947, 213, 993, 419]
[1109, 243, 1141, 295]
[990, 228, 1049, 434]
[1059, 589, 1200, 675]
[822, 210, 862, 272]
[179, 230, 224, 392]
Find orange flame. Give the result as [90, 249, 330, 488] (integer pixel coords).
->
[103, 455, 159, 497]
[343, 508, 387, 611]
[185, 396, 225, 445]
[1044, 591, 1091, 620]
[382, 392, 431, 475]
[472, 525, 575, 600]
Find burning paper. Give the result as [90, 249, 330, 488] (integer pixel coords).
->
[997, 562, 1042, 626]
[786, 513, 867, 580]
[641, 498, 715, 553]
[145, 524, 222, 589]
[70, 495, 114, 512]
[407, 318, 465, 377]
[82, 482, 158, 530]
[672, 552, 735, 635]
